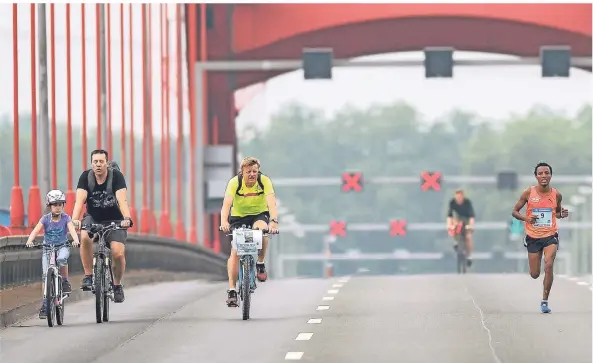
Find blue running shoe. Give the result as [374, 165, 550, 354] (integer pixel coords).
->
[540, 301, 551, 313]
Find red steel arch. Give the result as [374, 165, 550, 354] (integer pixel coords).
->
[230, 3, 592, 88]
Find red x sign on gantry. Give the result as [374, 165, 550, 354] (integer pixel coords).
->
[341, 172, 363, 192]
[421, 171, 442, 191]
[329, 220, 347, 237]
[390, 219, 407, 236]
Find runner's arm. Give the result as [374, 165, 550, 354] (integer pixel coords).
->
[555, 192, 565, 218]
[511, 188, 531, 222]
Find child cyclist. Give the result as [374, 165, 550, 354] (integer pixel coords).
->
[25, 189, 80, 319]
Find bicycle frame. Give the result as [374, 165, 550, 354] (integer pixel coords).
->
[82, 221, 126, 323]
[233, 227, 265, 289]
[227, 225, 270, 320]
[43, 245, 61, 298]
[33, 242, 71, 327]
[451, 221, 469, 274]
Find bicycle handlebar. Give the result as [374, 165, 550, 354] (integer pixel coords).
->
[28, 241, 76, 249]
[218, 226, 278, 236]
[81, 221, 130, 234]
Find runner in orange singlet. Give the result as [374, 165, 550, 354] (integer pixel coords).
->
[511, 162, 568, 313]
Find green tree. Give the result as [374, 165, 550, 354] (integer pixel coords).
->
[240, 101, 592, 275]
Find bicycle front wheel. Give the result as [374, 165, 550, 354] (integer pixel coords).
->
[94, 258, 104, 323]
[241, 260, 252, 321]
[45, 269, 56, 327]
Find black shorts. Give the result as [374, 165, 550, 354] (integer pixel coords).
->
[524, 233, 559, 253]
[228, 211, 270, 230]
[82, 215, 128, 247]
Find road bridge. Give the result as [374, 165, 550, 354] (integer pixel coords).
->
[0, 273, 590, 362]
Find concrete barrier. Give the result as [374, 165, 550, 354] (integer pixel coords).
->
[0, 234, 228, 327]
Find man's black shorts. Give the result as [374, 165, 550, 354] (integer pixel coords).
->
[228, 211, 270, 230]
[82, 215, 128, 247]
[523, 233, 559, 253]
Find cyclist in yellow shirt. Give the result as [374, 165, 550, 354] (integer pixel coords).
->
[220, 157, 279, 307]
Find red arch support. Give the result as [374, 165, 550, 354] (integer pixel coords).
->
[233, 4, 591, 54]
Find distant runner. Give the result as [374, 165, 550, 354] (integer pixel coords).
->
[511, 162, 568, 313]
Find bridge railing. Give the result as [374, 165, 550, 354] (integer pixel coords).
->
[0, 234, 227, 291]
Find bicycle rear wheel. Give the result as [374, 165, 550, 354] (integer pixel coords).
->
[457, 250, 467, 274]
[103, 257, 113, 322]
[94, 258, 104, 323]
[241, 260, 252, 321]
[56, 275, 64, 326]
[456, 235, 467, 274]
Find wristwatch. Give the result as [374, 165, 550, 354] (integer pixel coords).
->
[270, 218, 278, 224]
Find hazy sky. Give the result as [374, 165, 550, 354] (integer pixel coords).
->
[236, 51, 592, 133]
[0, 3, 590, 141]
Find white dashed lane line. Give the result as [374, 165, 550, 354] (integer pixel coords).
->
[296, 333, 314, 341]
[557, 274, 592, 288]
[285, 276, 351, 361]
[285, 352, 304, 360]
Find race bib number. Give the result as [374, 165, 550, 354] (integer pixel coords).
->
[533, 208, 553, 227]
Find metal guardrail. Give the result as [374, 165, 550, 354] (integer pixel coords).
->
[0, 234, 228, 290]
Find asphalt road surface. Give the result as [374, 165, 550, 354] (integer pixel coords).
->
[0, 273, 590, 363]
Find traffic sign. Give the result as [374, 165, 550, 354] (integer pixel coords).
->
[390, 219, 407, 236]
[342, 172, 363, 192]
[329, 220, 347, 237]
[421, 171, 441, 191]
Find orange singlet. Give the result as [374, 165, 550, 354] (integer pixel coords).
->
[524, 186, 558, 239]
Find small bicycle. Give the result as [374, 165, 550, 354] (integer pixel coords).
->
[30, 242, 74, 327]
[81, 221, 130, 324]
[221, 225, 276, 320]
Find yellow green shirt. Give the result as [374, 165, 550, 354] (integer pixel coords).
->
[225, 174, 275, 217]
